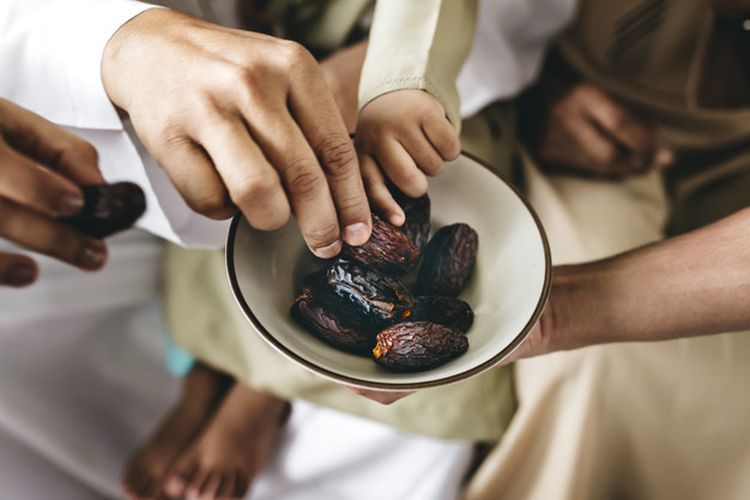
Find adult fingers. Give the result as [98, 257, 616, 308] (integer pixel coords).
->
[0, 141, 85, 217]
[360, 153, 404, 226]
[241, 106, 349, 257]
[195, 117, 291, 232]
[570, 120, 619, 175]
[583, 89, 655, 168]
[0, 197, 107, 270]
[286, 44, 372, 245]
[0, 252, 38, 287]
[347, 386, 413, 405]
[421, 114, 461, 161]
[0, 98, 103, 185]
[153, 136, 235, 220]
[375, 139, 428, 198]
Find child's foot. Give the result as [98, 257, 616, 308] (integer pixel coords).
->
[123, 363, 232, 500]
[163, 385, 291, 500]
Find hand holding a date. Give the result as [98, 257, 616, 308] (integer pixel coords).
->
[102, 8, 373, 258]
[0, 98, 109, 287]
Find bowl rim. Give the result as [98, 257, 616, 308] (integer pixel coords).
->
[225, 151, 552, 390]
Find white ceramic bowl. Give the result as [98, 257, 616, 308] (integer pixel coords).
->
[226, 152, 551, 390]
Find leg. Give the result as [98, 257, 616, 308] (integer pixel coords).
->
[123, 362, 232, 499]
[163, 384, 290, 500]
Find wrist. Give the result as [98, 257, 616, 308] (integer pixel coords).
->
[542, 262, 619, 353]
[101, 7, 173, 111]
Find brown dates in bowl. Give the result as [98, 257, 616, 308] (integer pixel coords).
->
[319, 260, 414, 328]
[417, 223, 478, 297]
[291, 289, 374, 356]
[393, 191, 431, 251]
[342, 215, 420, 274]
[409, 295, 474, 333]
[372, 321, 468, 372]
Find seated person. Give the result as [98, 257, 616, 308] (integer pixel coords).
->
[464, 1, 750, 499]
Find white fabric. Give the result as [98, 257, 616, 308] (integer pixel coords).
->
[458, 0, 578, 117]
[0, 0, 227, 248]
[0, 300, 472, 500]
[0, 1, 473, 498]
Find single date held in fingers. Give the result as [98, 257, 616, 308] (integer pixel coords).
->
[342, 214, 420, 274]
[62, 182, 146, 238]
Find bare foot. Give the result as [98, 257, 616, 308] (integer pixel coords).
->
[123, 363, 232, 500]
[163, 385, 291, 500]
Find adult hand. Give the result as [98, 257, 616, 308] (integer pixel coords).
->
[525, 81, 674, 178]
[347, 386, 414, 405]
[102, 9, 372, 258]
[0, 99, 107, 287]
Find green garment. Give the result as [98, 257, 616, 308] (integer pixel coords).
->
[164, 102, 519, 441]
[359, 0, 478, 130]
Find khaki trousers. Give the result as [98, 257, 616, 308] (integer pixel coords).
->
[465, 157, 750, 500]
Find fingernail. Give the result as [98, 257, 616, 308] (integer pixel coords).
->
[77, 242, 107, 269]
[5, 264, 36, 286]
[654, 148, 674, 168]
[313, 240, 342, 259]
[388, 210, 406, 227]
[57, 193, 85, 216]
[343, 222, 370, 246]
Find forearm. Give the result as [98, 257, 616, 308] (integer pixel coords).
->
[547, 208, 750, 352]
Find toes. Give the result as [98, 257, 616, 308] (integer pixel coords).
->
[164, 459, 198, 498]
[198, 472, 223, 500]
[217, 472, 235, 500]
[185, 467, 210, 499]
[232, 470, 251, 499]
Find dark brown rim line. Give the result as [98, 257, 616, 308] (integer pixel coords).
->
[225, 151, 552, 391]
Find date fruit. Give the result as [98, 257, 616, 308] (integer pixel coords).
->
[63, 182, 146, 238]
[409, 295, 474, 332]
[373, 321, 468, 372]
[321, 260, 414, 327]
[394, 191, 431, 251]
[342, 215, 420, 274]
[291, 289, 373, 355]
[417, 223, 478, 297]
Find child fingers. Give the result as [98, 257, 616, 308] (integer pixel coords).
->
[376, 141, 428, 198]
[421, 114, 461, 161]
[360, 154, 404, 226]
[400, 131, 446, 177]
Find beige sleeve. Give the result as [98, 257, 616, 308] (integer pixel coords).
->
[358, 0, 478, 131]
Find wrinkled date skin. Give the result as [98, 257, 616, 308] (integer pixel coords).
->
[291, 289, 374, 355]
[319, 260, 414, 327]
[63, 182, 146, 238]
[373, 321, 468, 372]
[417, 223, 478, 297]
[409, 295, 474, 333]
[393, 191, 431, 251]
[342, 214, 420, 274]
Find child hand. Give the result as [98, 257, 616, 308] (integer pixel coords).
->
[355, 89, 461, 226]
